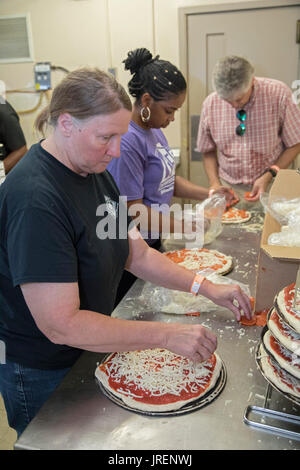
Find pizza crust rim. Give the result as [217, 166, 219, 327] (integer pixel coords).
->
[258, 344, 300, 399]
[95, 352, 223, 413]
[267, 308, 300, 353]
[262, 330, 300, 380]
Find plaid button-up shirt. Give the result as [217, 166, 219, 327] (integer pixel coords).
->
[196, 77, 300, 185]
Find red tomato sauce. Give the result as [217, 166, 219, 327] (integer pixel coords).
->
[100, 353, 216, 405]
[283, 283, 297, 318]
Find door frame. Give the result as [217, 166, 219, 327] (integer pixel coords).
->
[178, 0, 300, 183]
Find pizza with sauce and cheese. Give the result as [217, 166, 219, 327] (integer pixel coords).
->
[222, 207, 251, 224]
[258, 344, 300, 399]
[276, 283, 300, 333]
[267, 308, 300, 353]
[163, 248, 232, 275]
[262, 329, 300, 379]
[95, 348, 222, 412]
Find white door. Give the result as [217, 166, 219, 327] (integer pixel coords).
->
[183, 3, 300, 188]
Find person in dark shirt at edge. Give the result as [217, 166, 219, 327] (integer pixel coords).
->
[0, 98, 27, 183]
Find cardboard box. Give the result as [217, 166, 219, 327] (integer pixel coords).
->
[255, 169, 300, 311]
[260, 169, 300, 260]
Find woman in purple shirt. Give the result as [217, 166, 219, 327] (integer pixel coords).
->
[108, 48, 233, 303]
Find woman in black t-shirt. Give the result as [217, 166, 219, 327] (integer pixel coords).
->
[0, 68, 252, 438]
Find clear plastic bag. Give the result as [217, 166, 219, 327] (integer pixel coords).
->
[139, 269, 250, 314]
[202, 194, 226, 245]
[287, 209, 300, 226]
[162, 194, 226, 250]
[268, 226, 300, 247]
[260, 193, 300, 247]
[268, 218, 300, 246]
[260, 193, 300, 226]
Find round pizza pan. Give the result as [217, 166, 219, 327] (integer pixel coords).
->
[273, 295, 300, 335]
[95, 359, 227, 417]
[255, 340, 300, 407]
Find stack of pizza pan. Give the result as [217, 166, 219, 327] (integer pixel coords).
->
[257, 282, 300, 404]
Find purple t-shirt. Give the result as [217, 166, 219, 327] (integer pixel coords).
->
[107, 120, 176, 243]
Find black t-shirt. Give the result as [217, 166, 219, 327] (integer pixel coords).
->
[0, 101, 26, 159]
[0, 143, 130, 369]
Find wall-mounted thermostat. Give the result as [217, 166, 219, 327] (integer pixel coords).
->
[34, 62, 51, 90]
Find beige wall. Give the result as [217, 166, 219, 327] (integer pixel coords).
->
[0, 0, 260, 148]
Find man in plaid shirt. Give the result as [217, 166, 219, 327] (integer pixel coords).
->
[197, 56, 300, 207]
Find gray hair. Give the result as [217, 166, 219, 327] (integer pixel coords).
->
[212, 56, 254, 99]
[35, 68, 132, 136]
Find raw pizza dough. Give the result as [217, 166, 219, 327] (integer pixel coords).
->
[259, 344, 300, 399]
[262, 329, 300, 379]
[222, 207, 251, 224]
[268, 308, 300, 354]
[163, 248, 232, 275]
[276, 283, 300, 333]
[95, 348, 222, 412]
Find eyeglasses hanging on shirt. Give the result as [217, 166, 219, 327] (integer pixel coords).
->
[236, 109, 247, 136]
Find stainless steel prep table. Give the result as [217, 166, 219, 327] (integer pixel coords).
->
[14, 213, 300, 450]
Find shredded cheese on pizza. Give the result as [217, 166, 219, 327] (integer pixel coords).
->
[103, 349, 213, 398]
[269, 355, 300, 393]
[277, 343, 300, 369]
[177, 252, 214, 270]
[277, 314, 300, 341]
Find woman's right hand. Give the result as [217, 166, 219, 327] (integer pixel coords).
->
[210, 186, 239, 207]
[164, 323, 217, 363]
[202, 280, 252, 321]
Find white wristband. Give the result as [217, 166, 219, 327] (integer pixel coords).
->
[190, 274, 205, 296]
[0, 160, 6, 185]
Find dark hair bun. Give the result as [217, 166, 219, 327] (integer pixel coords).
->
[124, 48, 186, 101]
[123, 48, 156, 74]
